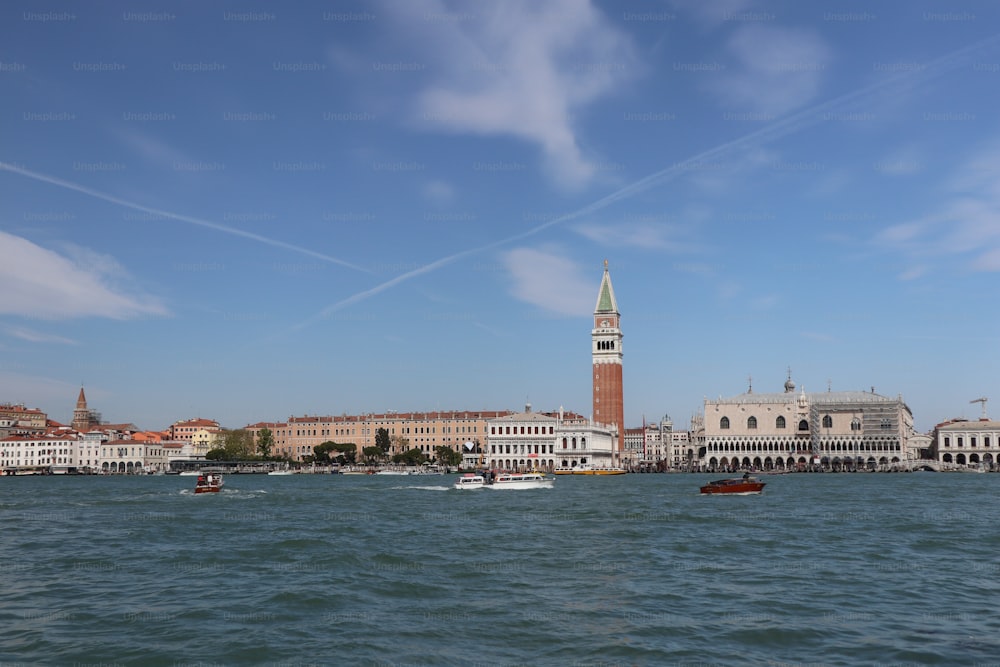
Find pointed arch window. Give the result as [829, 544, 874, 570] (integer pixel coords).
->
[851, 418, 861, 431]
[720, 417, 730, 430]
[747, 416, 757, 429]
[776, 416, 786, 429]
[822, 415, 833, 428]
[798, 420, 809, 431]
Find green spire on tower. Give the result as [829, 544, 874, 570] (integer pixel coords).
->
[594, 259, 619, 314]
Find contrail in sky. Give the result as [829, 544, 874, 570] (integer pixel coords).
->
[289, 32, 1000, 330]
[0, 162, 370, 274]
[4, 32, 998, 335]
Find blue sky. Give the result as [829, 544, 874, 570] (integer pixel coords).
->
[2, 0, 999, 432]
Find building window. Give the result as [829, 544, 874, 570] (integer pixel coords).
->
[851, 418, 861, 431]
[776, 416, 786, 429]
[798, 420, 809, 431]
[747, 416, 757, 429]
[822, 415, 833, 428]
[720, 417, 730, 430]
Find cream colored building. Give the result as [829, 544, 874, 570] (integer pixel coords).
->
[484, 405, 617, 471]
[933, 420, 1000, 470]
[487, 407, 558, 471]
[0, 433, 77, 472]
[190, 428, 223, 457]
[0, 403, 47, 430]
[169, 417, 220, 441]
[250, 411, 511, 462]
[100, 439, 169, 474]
[554, 419, 617, 471]
[702, 376, 913, 471]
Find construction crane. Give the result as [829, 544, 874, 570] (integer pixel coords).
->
[970, 397, 989, 420]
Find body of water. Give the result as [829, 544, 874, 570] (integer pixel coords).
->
[1, 472, 998, 666]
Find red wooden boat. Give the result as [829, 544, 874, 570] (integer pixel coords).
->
[700, 477, 765, 495]
[194, 473, 224, 494]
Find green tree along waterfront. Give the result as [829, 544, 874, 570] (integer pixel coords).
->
[222, 429, 256, 459]
[375, 428, 390, 454]
[392, 448, 427, 466]
[310, 441, 356, 465]
[435, 445, 462, 467]
[256, 428, 274, 459]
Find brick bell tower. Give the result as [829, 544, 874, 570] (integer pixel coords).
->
[72, 386, 95, 432]
[592, 260, 624, 461]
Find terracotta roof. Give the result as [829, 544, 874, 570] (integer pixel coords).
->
[0, 404, 45, 414]
[246, 422, 286, 429]
[284, 410, 514, 424]
[171, 418, 220, 427]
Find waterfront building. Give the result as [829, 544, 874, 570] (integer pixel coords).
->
[702, 375, 913, 471]
[0, 433, 78, 473]
[485, 405, 616, 471]
[460, 440, 484, 468]
[623, 418, 674, 469]
[100, 439, 169, 474]
[555, 416, 616, 471]
[623, 427, 645, 468]
[190, 428, 223, 456]
[0, 403, 47, 431]
[486, 406, 557, 470]
[169, 417, 221, 442]
[77, 432, 103, 472]
[906, 431, 933, 462]
[163, 440, 203, 465]
[932, 419, 1000, 469]
[250, 411, 512, 462]
[592, 261, 624, 463]
[667, 429, 691, 469]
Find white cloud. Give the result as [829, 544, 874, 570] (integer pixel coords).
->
[385, 0, 635, 189]
[707, 25, 831, 116]
[0, 231, 168, 320]
[877, 141, 1000, 274]
[501, 247, 595, 316]
[1, 325, 77, 345]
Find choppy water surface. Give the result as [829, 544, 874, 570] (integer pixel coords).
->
[1, 472, 998, 666]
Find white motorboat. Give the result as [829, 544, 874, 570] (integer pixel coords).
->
[489, 472, 554, 490]
[453, 473, 486, 489]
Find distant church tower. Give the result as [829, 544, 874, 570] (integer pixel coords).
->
[592, 260, 624, 460]
[72, 386, 98, 432]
